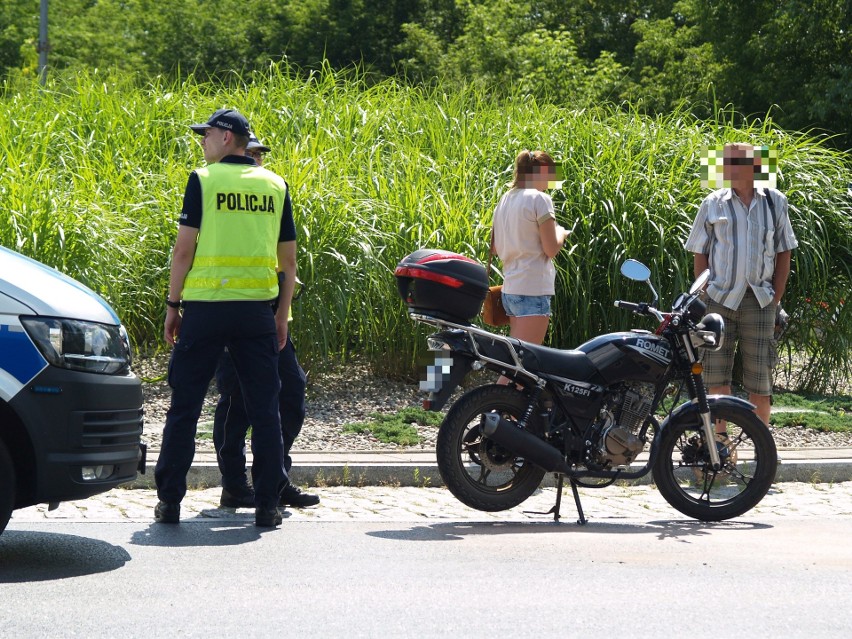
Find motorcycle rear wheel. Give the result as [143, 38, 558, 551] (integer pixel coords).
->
[652, 404, 777, 521]
[436, 384, 546, 512]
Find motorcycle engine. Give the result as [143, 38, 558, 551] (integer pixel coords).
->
[593, 382, 655, 467]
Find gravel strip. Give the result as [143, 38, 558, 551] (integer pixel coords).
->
[136, 355, 852, 452]
[137, 355, 434, 452]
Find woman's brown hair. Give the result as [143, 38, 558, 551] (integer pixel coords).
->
[512, 149, 555, 188]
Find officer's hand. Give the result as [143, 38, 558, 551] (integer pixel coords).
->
[164, 307, 182, 345]
[276, 315, 289, 351]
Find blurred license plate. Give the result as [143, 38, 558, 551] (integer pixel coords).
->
[420, 352, 453, 393]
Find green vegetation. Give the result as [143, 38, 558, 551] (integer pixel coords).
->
[341, 393, 852, 445]
[772, 393, 852, 433]
[774, 393, 852, 413]
[0, 65, 850, 393]
[2, 1, 848, 145]
[772, 411, 852, 434]
[343, 407, 444, 446]
[1, 4, 850, 395]
[196, 424, 215, 441]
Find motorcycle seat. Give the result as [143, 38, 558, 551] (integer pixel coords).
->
[518, 342, 598, 379]
[475, 335, 597, 380]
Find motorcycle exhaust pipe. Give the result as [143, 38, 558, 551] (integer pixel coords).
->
[482, 413, 570, 475]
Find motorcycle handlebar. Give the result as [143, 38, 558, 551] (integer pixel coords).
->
[614, 300, 666, 323]
[614, 300, 645, 313]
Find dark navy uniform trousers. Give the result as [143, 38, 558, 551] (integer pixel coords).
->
[213, 334, 307, 490]
[154, 301, 288, 508]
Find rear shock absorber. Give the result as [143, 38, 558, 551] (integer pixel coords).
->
[518, 380, 546, 429]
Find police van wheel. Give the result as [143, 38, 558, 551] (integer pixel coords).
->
[0, 439, 14, 536]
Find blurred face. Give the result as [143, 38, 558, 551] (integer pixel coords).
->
[246, 149, 265, 166]
[723, 144, 758, 184]
[530, 164, 556, 191]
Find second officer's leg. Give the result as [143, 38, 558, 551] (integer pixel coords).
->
[226, 302, 287, 519]
[277, 335, 306, 472]
[276, 335, 319, 507]
[213, 350, 254, 507]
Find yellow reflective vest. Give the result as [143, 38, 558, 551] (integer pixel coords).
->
[183, 162, 288, 301]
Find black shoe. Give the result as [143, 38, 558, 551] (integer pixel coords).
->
[279, 484, 320, 508]
[220, 484, 255, 509]
[154, 501, 180, 524]
[255, 506, 283, 527]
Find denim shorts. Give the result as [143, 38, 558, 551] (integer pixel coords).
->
[501, 293, 552, 318]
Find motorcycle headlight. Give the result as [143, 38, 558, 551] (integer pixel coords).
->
[685, 296, 707, 323]
[691, 313, 725, 351]
[20, 316, 132, 375]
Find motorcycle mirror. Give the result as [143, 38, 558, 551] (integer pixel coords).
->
[620, 259, 651, 283]
[689, 269, 710, 295]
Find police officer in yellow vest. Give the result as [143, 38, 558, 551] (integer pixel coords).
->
[213, 134, 319, 511]
[154, 108, 293, 528]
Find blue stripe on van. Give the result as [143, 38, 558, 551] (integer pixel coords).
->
[0, 324, 48, 385]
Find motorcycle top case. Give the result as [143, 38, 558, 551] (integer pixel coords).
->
[395, 249, 488, 322]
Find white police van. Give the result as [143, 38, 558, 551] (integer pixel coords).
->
[0, 246, 144, 535]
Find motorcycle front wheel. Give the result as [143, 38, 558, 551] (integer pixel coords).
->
[436, 384, 546, 512]
[652, 403, 777, 521]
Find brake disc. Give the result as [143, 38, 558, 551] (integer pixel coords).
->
[692, 433, 739, 483]
[477, 438, 515, 472]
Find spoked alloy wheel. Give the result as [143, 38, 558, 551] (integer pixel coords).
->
[652, 404, 777, 521]
[436, 384, 546, 512]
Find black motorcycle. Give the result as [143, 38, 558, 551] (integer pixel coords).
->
[397, 252, 777, 524]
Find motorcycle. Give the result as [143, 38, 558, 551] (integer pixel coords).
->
[397, 253, 777, 524]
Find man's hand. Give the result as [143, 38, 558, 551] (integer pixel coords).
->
[693, 253, 710, 279]
[275, 315, 289, 351]
[163, 225, 197, 346]
[164, 307, 182, 345]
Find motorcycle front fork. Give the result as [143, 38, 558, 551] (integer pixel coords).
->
[690, 372, 722, 471]
[681, 334, 722, 470]
[699, 410, 722, 470]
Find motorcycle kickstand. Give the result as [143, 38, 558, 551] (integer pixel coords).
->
[548, 474, 564, 522]
[525, 474, 563, 522]
[569, 478, 587, 525]
[526, 475, 587, 525]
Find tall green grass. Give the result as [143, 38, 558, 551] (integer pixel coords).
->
[1, 64, 850, 391]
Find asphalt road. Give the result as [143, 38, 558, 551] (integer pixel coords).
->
[2, 484, 851, 638]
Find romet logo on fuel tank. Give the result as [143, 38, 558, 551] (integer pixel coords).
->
[627, 337, 671, 365]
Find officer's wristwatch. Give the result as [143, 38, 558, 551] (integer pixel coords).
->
[165, 297, 181, 309]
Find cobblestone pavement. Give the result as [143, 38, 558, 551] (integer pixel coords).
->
[9, 481, 852, 525]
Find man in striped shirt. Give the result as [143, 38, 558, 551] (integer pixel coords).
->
[685, 142, 798, 427]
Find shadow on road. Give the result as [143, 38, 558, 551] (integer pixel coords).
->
[0, 531, 131, 582]
[366, 518, 772, 542]
[128, 510, 283, 547]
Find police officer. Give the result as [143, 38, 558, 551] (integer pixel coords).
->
[154, 108, 292, 528]
[214, 134, 319, 509]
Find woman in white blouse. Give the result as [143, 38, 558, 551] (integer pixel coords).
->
[491, 149, 570, 345]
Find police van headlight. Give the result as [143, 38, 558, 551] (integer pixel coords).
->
[20, 316, 132, 375]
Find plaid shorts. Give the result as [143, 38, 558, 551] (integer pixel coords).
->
[702, 290, 777, 395]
